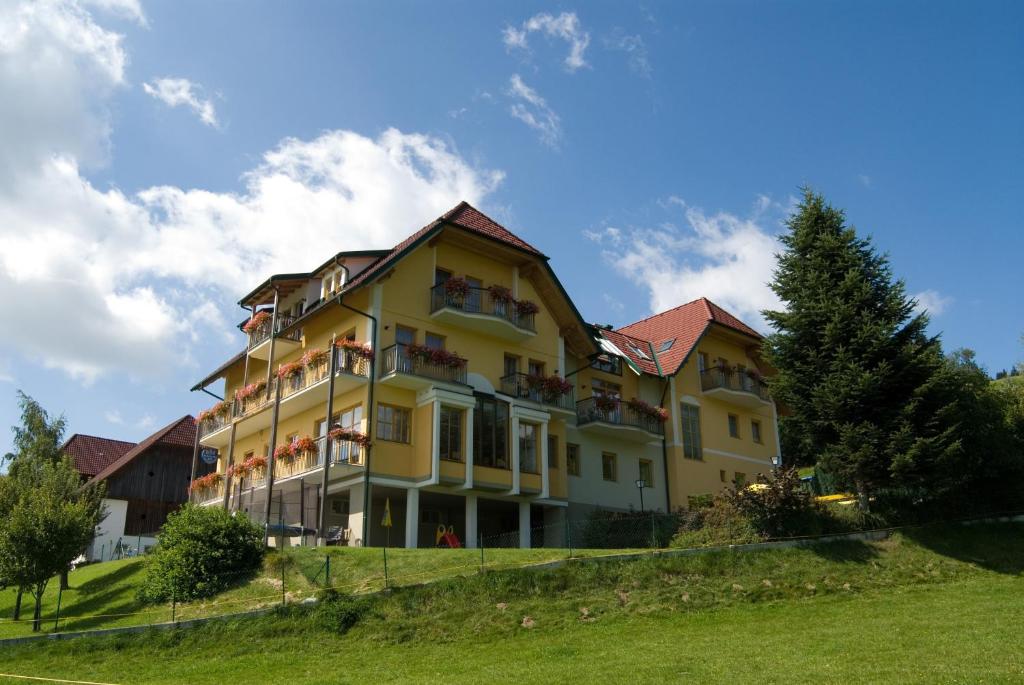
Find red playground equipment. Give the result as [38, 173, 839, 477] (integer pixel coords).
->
[435, 524, 463, 548]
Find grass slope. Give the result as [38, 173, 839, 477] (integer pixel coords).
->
[0, 544, 631, 637]
[0, 522, 1021, 684]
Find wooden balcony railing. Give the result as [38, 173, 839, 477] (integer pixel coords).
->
[381, 343, 468, 385]
[429, 284, 537, 332]
[197, 413, 230, 439]
[500, 373, 575, 411]
[700, 368, 770, 401]
[576, 397, 666, 436]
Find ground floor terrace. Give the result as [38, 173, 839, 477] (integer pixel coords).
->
[223, 476, 568, 550]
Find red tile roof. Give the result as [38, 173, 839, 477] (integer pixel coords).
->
[595, 327, 661, 376]
[86, 416, 197, 485]
[615, 298, 763, 376]
[64, 435, 137, 478]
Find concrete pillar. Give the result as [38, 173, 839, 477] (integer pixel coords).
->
[465, 494, 478, 548]
[518, 501, 531, 549]
[405, 487, 420, 549]
[347, 482, 366, 547]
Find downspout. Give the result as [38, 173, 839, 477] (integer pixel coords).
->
[659, 378, 672, 512]
[242, 305, 254, 388]
[336, 295, 377, 547]
[199, 387, 223, 402]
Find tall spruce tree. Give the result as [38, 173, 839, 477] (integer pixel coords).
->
[763, 190, 954, 508]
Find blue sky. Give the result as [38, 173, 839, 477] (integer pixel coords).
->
[0, 0, 1021, 452]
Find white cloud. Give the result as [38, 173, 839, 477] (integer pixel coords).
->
[605, 31, 651, 78]
[503, 12, 590, 72]
[507, 74, 562, 147]
[0, 1, 506, 385]
[136, 414, 153, 429]
[913, 289, 951, 317]
[104, 409, 123, 424]
[587, 198, 786, 330]
[143, 77, 219, 127]
[81, 0, 147, 26]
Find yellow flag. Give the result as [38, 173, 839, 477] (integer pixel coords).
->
[381, 497, 392, 528]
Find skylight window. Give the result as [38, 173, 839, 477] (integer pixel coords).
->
[628, 343, 651, 361]
[658, 339, 675, 353]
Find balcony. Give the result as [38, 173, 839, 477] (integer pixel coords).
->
[576, 397, 665, 441]
[197, 412, 232, 448]
[500, 373, 575, 415]
[189, 476, 225, 506]
[700, 368, 771, 408]
[380, 343, 468, 390]
[248, 313, 302, 361]
[429, 284, 536, 341]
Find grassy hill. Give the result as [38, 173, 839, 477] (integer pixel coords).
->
[0, 521, 1022, 683]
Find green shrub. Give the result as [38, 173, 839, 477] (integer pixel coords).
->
[670, 499, 761, 548]
[313, 589, 370, 634]
[578, 509, 677, 548]
[138, 505, 264, 603]
[725, 467, 827, 538]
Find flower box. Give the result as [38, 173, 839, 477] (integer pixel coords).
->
[301, 348, 331, 367]
[626, 397, 669, 422]
[234, 381, 267, 403]
[515, 299, 540, 316]
[242, 310, 272, 334]
[335, 339, 374, 361]
[595, 395, 620, 413]
[274, 444, 295, 461]
[443, 277, 471, 298]
[328, 427, 370, 446]
[525, 374, 573, 403]
[276, 362, 303, 379]
[189, 472, 222, 494]
[406, 343, 466, 369]
[487, 284, 514, 303]
[293, 436, 317, 455]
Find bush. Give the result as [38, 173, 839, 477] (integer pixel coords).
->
[313, 589, 370, 634]
[670, 498, 761, 548]
[138, 505, 264, 603]
[725, 467, 827, 538]
[578, 509, 678, 548]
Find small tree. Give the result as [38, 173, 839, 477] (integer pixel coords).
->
[0, 457, 104, 630]
[139, 505, 264, 603]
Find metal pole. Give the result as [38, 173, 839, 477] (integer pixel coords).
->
[326, 555, 331, 589]
[222, 423, 238, 510]
[265, 287, 280, 396]
[651, 511, 657, 548]
[281, 558, 286, 606]
[188, 418, 201, 491]
[565, 514, 572, 558]
[262, 378, 283, 546]
[317, 336, 339, 545]
[172, 590, 176, 623]
[53, 585, 63, 632]
[382, 544, 389, 590]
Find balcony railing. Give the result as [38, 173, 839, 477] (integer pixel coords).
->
[247, 313, 301, 349]
[576, 397, 666, 436]
[190, 479, 225, 504]
[429, 284, 536, 332]
[197, 413, 231, 439]
[500, 373, 575, 412]
[317, 434, 364, 466]
[381, 343, 468, 385]
[700, 368, 770, 402]
[280, 358, 330, 400]
[334, 346, 372, 379]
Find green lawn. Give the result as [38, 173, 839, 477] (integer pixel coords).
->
[0, 522, 1021, 683]
[0, 544, 632, 637]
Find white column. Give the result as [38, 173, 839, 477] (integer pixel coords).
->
[405, 487, 419, 549]
[518, 501, 531, 549]
[347, 483, 365, 547]
[463, 404, 474, 489]
[540, 421, 550, 499]
[431, 399, 441, 485]
[465, 494, 478, 548]
[510, 413, 521, 495]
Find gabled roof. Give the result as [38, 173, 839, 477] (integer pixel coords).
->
[64, 435, 137, 478]
[614, 298, 763, 377]
[86, 415, 196, 486]
[593, 326, 661, 376]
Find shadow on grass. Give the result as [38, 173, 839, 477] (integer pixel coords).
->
[804, 539, 881, 564]
[901, 521, 1024, 575]
[75, 559, 145, 594]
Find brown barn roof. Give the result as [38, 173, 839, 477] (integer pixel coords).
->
[64, 434, 137, 478]
[86, 415, 196, 486]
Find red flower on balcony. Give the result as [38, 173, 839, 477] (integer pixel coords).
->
[515, 299, 540, 316]
[594, 395, 620, 413]
[328, 427, 370, 446]
[487, 284, 514, 303]
[626, 397, 669, 422]
[276, 362, 303, 379]
[301, 348, 331, 367]
[293, 436, 317, 455]
[335, 339, 374, 360]
[406, 344, 466, 369]
[196, 400, 231, 424]
[526, 374, 573, 402]
[189, 472, 223, 493]
[443, 277, 471, 298]
[242, 310, 272, 334]
[273, 444, 295, 461]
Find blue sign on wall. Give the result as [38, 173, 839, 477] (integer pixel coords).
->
[200, 447, 218, 464]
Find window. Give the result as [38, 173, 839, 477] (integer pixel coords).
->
[680, 404, 702, 460]
[519, 423, 538, 473]
[602, 452, 618, 481]
[751, 419, 762, 444]
[627, 343, 651, 361]
[658, 339, 675, 353]
[317, 404, 363, 463]
[465, 276, 482, 311]
[425, 332, 445, 350]
[473, 395, 509, 469]
[528, 359, 545, 377]
[434, 268, 452, 286]
[567, 443, 581, 476]
[728, 414, 740, 439]
[639, 459, 653, 488]
[734, 472, 747, 487]
[591, 354, 622, 375]
[698, 352, 708, 373]
[592, 378, 621, 399]
[396, 325, 416, 347]
[378, 404, 411, 443]
[719, 469, 727, 483]
[503, 354, 520, 378]
[439, 406, 462, 461]
[547, 434, 558, 468]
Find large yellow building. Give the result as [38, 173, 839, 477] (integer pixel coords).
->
[189, 202, 780, 548]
